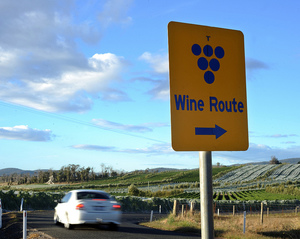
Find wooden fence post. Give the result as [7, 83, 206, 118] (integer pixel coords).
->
[233, 205, 235, 216]
[260, 202, 264, 224]
[190, 201, 194, 214]
[173, 200, 177, 215]
[243, 211, 246, 234]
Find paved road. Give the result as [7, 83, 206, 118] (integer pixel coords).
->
[27, 210, 200, 239]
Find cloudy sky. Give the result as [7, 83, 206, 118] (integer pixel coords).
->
[0, 0, 300, 172]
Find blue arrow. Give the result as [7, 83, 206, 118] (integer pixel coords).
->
[195, 124, 227, 139]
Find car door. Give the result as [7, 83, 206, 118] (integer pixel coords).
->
[56, 192, 72, 224]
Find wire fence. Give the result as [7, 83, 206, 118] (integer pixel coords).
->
[115, 196, 300, 215]
[173, 200, 300, 216]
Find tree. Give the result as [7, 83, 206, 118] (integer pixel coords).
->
[270, 156, 281, 164]
[90, 167, 96, 181]
[69, 164, 79, 182]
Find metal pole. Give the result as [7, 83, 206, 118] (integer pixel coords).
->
[20, 198, 24, 211]
[0, 199, 2, 229]
[199, 151, 214, 239]
[23, 210, 27, 239]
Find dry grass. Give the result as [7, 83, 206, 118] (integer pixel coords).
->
[142, 212, 300, 238]
[215, 213, 300, 238]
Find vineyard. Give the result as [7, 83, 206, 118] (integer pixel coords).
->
[167, 163, 300, 202]
[169, 189, 300, 201]
[214, 164, 300, 183]
[268, 163, 300, 180]
[2, 163, 300, 203]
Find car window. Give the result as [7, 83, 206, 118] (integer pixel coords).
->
[77, 192, 110, 200]
[61, 192, 72, 203]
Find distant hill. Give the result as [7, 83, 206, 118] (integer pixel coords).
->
[147, 168, 188, 173]
[250, 158, 300, 165]
[0, 168, 47, 176]
[0, 167, 183, 177]
[0, 159, 299, 177]
[280, 158, 300, 164]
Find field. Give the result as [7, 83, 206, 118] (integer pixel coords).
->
[142, 212, 300, 239]
[1, 164, 300, 203]
[215, 164, 300, 183]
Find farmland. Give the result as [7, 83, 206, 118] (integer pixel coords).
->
[214, 164, 300, 184]
[1, 163, 300, 202]
[170, 188, 300, 201]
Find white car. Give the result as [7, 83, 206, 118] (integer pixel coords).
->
[54, 189, 121, 230]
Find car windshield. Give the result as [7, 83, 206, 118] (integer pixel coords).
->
[77, 192, 110, 200]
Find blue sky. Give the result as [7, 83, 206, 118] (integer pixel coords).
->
[0, 0, 300, 172]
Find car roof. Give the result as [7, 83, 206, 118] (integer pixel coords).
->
[69, 189, 109, 194]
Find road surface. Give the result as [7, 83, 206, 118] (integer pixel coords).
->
[27, 210, 200, 238]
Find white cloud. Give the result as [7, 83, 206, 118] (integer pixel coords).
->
[72, 142, 175, 155]
[97, 0, 133, 28]
[139, 52, 169, 74]
[92, 118, 152, 133]
[120, 143, 174, 154]
[146, 79, 170, 100]
[214, 143, 300, 165]
[269, 134, 298, 138]
[0, 125, 53, 141]
[92, 118, 169, 133]
[246, 58, 269, 80]
[72, 140, 300, 166]
[246, 58, 269, 70]
[0, 1, 130, 113]
[72, 144, 116, 151]
[138, 52, 170, 100]
[0, 51, 128, 112]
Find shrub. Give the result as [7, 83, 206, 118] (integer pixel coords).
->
[128, 184, 140, 196]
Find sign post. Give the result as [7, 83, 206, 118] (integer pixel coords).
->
[199, 151, 214, 238]
[0, 199, 2, 229]
[168, 21, 248, 239]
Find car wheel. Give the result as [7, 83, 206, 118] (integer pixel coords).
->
[54, 212, 61, 225]
[108, 223, 118, 231]
[64, 214, 73, 229]
[64, 221, 73, 229]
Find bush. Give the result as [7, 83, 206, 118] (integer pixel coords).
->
[128, 184, 140, 196]
[0, 190, 64, 211]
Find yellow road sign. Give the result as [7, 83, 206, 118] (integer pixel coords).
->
[168, 21, 248, 151]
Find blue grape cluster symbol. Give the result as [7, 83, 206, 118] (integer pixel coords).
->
[192, 44, 224, 84]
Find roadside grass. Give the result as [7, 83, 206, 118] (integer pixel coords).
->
[141, 212, 300, 239]
[142, 213, 201, 234]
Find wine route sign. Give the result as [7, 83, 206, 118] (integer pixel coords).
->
[168, 21, 248, 151]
